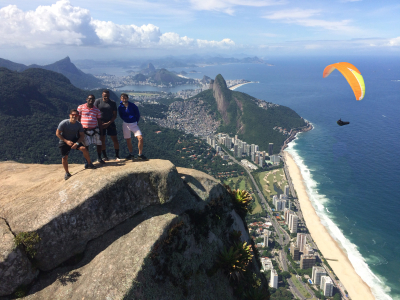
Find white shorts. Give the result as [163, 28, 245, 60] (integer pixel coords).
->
[122, 122, 142, 139]
[83, 128, 102, 146]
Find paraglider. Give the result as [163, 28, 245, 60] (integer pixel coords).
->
[323, 62, 365, 125]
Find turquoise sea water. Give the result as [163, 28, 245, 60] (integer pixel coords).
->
[176, 58, 399, 300]
[89, 57, 400, 299]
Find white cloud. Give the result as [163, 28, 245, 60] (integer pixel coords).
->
[0, 0, 97, 48]
[264, 8, 320, 20]
[189, 0, 285, 15]
[388, 37, 400, 46]
[0, 0, 235, 50]
[263, 8, 358, 33]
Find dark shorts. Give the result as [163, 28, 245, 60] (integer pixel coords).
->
[59, 138, 84, 158]
[102, 122, 117, 136]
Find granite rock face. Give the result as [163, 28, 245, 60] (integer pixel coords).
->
[0, 160, 183, 271]
[0, 219, 37, 296]
[0, 162, 254, 299]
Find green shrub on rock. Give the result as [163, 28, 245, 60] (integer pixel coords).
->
[14, 231, 41, 258]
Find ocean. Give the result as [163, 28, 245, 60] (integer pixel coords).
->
[88, 57, 400, 299]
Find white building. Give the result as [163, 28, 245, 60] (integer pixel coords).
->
[297, 233, 307, 252]
[312, 266, 326, 285]
[270, 269, 278, 289]
[261, 258, 273, 271]
[273, 195, 278, 208]
[320, 276, 333, 296]
[284, 185, 290, 196]
[270, 155, 280, 164]
[289, 214, 298, 233]
[264, 234, 269, 247]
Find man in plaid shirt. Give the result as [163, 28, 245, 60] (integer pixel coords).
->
[78, 94, 104, 166]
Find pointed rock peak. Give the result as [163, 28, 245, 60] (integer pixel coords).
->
[58, 57, 71, 63]
[148, 63, 156, 71]
[214, 74, 228, 90]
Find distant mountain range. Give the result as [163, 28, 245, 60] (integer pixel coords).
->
[0, 57, 102, 89]
[74, 55, 267, 70]
[130, 63, 196, 85]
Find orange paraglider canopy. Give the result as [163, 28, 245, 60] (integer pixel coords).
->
[323, 62, 365, 100]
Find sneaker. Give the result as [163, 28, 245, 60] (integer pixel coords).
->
[64, 172, 72, 180]
[115, 157, 121, 161]
[125, 154, 134, 160]
[137, 154, 148, 161]
[86, 164, 97, 169]
[84, 161, 88, 169]
[103, 156, 109, 161]
[97, 159, 106, 164]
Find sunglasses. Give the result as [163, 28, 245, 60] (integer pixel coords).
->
[70, 114, 79, 117]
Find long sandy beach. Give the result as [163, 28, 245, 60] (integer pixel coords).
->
[283, 151, 375, 300]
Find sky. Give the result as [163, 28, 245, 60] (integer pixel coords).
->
[0, 0, 400, 63]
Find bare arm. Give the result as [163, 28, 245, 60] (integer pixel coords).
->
[56, 129, 74, 146]
[97, 118, 103, 136]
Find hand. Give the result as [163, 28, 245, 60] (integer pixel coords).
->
[102, 121, 110, 128]
[66, 140, 74, 147]
[71, 143, 78, 149]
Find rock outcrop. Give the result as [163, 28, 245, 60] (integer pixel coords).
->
[0, 160, 262, 299]
[212, 74, 232, 125]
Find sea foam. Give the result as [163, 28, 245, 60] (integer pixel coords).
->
[286, 134, 393, 300]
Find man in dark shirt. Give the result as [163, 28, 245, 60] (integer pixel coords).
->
[94, 90, 120, 161]
[118, 93, 147, 160]
[56, 109, 96, 180]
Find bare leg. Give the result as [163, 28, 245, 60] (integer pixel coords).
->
[126, 138, 133, 153]
[80, 147, 92, 164]
[111, 135, 119, 150]
[101, 135, 106, 151]
[62, 155, 69, 173]
[137, 135, 143, 155]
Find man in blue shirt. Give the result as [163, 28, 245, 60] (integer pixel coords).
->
[118, 93, 147, 160]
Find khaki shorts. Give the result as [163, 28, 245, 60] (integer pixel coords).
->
[122, 122, 142, 139]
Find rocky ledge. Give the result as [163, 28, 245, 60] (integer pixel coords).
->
[0, 160, 263, 299]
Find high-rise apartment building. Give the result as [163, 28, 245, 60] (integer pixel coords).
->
[289, 214, 298, 233]
[270, 269, 278, 289]
[273, 195, 278, 208]
[304, 244, 314, 255]
[284, 185, 290, 197]
[297, 233, 306, 252]
[268, 143, 274, 155]
[312, 266, 326, 285]
[300, 254, 316, 269]
[255, 145, 259, 152]
[320, 276, 333, 296]
[251, 144, 255, 155]
[290, 242, 300, 260]
[264, 234, 269, 247]
[259, 156, 264, 167]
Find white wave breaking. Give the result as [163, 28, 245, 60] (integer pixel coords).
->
[286, 135, 393, 300]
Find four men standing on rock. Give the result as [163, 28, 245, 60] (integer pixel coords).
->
[56, 91, 147, 179]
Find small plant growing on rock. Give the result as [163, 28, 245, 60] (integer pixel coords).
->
[217, 241, 253, 280]
[14, 231, 41, 258]
[232, 189, 252, 215]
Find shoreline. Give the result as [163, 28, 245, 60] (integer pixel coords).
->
[283, 150, 375, 300]
[229, 82, 252, 90]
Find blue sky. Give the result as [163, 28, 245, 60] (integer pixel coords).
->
[0, 0, 399, 62]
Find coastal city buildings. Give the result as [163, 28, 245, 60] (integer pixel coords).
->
[300, 254, 316, 269]
[312, 266, 326, 285]
[304, 244, 315, 255]
[268, 143, 274, 156]
[289, 214, 298, 233]
[320, 276, 334, 296]
[270, 269, 278, 289]
[264, 234, 269, 247]
[284, 185, 290, 197]
[290, 242, 300, 260]
[297, 233, 307, 252]
[261, 257, 273, 271]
